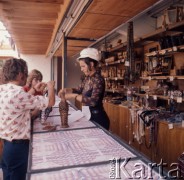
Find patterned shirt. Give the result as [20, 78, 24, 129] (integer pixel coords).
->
[72, 71, 105, 108]
[0, 83, 48, 141]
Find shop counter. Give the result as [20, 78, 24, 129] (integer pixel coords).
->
[26, 98, 164, 180]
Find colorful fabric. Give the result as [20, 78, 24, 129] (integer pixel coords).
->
[0, 83, 48, 141]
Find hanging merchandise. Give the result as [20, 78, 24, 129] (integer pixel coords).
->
[178, 153, 184, 177]
[124, 21, 135, 85]
[59, 92, 69, 128]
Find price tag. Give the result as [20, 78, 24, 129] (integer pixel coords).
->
[106, 63, 108, 66]
[146, 94, 149, 99]
[148, 76, 152, 81]
[125, 61, 130, 66]
[168, 123, 174, 129]
[112, 89, 115, 93]
[153, 51, 157, 56]
[177, 97, 182, 103]
[169, 76, 174, 81]
[160, 50, 166, 55]
[115, 77, 118, 81]
[173, 46, 177, 51]
[153, 95, 157, 100]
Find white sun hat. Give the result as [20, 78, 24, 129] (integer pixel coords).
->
[78, 48, 101, 61]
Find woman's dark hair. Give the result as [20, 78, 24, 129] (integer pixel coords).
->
[3, 58, 28, 82]
[79, 57, 98, 71]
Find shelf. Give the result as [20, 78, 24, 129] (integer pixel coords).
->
[102, 20, 184, 56]
[140, 75, 184, 80]
[135, 93, 184, 102]
[105, 88, 124, 93]
[140, 20, 184, 42]
[108, 43, 127, 52]
[100, 59, 124, 67]
[145, 45, 184, 57]
[105, 77, 124, 81]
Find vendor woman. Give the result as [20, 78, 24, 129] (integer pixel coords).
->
[58, 48, 110, 130]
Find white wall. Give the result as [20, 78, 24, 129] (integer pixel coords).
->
[20, 54, 51, 82]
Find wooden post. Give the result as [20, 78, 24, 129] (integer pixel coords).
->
[62, 33, 67, 88]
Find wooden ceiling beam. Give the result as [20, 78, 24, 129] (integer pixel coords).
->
[67, 36, 96, 41]
[3, 19, 56, 26]
[1, 1, 62, 11]
[17, 45, 47, 49]
[67, 39, 93, 46]
[9, 29, 53, 34]
[2, 10, 58, 19]
[19, 50, 46, 54]
[6, 0, 64, 3]
[12, 35, 51, 39]
[5, 23, 54, 30]
[15, 41, 50, 44]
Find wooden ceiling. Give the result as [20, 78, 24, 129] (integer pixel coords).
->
[0, 0, 71, 54]
[57, 0, 161, 57]
[0, 0, 161, 57]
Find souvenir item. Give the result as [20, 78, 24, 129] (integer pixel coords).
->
[59, 92, 69, 128]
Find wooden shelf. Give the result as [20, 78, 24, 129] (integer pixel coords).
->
[100, 59, 124, 67]
[105, 77, 124, 81]
[140, 75, 184, 80]
[108, 43, 127, 52]
[145, 45, 184, 57]
[105, 88, 124, 93]
[140, 20, 184, 41]
[102, 20, 184, 56]
[135, 93, 184, 102]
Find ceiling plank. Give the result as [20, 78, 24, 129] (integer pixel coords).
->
[2, 18, 56, 25]
[69, 28, 109, 39]
[2, 10, 58, 19]
[73, 13, 130, 31]
[9, 0, 64, 4]
[1, 1, 62, 11]
[67, 40, 92, 47]
[86, 0, 159, 16]
[5, 23, 54, 30]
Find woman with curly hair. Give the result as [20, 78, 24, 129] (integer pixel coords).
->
[0, 58, 55, 180]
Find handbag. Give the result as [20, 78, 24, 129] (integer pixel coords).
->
[139, 110, 159, 127]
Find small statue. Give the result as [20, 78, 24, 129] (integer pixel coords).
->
[59, 91, 69, 128]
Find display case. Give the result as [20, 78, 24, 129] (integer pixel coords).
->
[27, 98, 165, 180]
